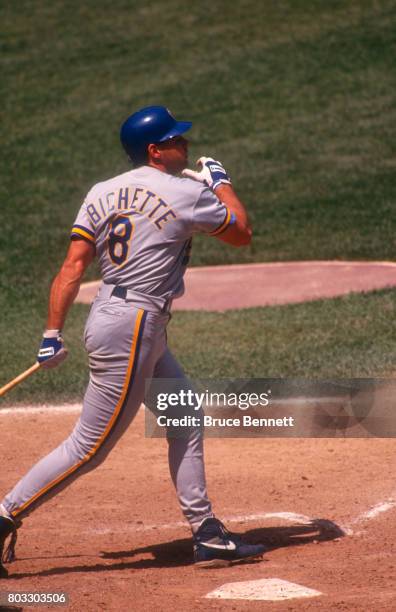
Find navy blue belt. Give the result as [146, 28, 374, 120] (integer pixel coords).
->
[111, 286, 128, 299]
[110, 286, 172, 313]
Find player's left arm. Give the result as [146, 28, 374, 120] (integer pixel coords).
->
[37, 239, 95, 369]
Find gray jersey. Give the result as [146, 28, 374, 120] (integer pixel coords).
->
[71, 166, 233, 299]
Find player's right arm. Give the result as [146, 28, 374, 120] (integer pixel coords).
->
[211, 183, 251, 246]
[182, 157, 252, 247]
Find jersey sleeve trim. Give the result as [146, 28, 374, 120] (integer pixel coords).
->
[209, 207, 233, 236]
[71, 224, 95, 243]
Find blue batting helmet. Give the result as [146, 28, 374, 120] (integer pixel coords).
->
[120, 106, 192, 162]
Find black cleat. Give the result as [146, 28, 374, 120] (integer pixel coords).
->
[193, 517, 266, 568]
[0, 516, 18, 579]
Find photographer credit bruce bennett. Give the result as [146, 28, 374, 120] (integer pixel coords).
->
[157, 413, 295, 429]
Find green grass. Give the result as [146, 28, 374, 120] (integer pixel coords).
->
[2, 289, 395, 405]
[1, 1, 395, 401]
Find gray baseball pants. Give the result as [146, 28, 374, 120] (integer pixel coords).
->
[2, 286, 213, 531]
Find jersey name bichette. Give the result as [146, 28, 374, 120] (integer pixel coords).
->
[84, 185, 177, 231]
[71, 166, 234, 300]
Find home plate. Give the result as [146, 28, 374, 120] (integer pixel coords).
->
[205, 578, 322, 601]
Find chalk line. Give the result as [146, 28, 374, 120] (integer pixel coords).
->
[0, 403, 82, 416]
[346, 498, 396, 532]
[88, 511, 314, 535]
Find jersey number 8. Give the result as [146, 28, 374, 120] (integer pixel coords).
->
[108, 216, 134, 266]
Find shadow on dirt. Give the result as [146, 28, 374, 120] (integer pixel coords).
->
[7, 518, 344, 578]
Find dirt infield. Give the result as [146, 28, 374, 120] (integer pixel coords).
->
[76, 261, 396, 310]
[1, 407, 396, 610]
[2, 262, 396, 609]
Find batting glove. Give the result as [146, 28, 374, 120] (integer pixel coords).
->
[182, 157, 231, 191]
[37, 330, 68, 369]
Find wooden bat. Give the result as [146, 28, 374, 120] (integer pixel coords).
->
[0, 363, 41, 398]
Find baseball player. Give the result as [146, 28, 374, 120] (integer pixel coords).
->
[0, 106, 265, 575]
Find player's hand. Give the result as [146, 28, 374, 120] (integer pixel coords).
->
[37, 330, 68, 369]
[182, 157, 231, 191]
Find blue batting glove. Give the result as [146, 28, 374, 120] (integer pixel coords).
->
[37, 330, 68, 369]
[182, 156, 231, 191]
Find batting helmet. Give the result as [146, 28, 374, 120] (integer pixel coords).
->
[120, 106, 192, 162]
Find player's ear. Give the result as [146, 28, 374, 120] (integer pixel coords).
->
[147, 143, 162, 163]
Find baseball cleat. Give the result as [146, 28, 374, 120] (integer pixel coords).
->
[193, 517, 266, 568]
[0, 516, 18, 579]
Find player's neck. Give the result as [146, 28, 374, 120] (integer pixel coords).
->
[148, 161, 168, 174]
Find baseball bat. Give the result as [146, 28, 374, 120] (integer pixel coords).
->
[0, 362, 41, 398]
